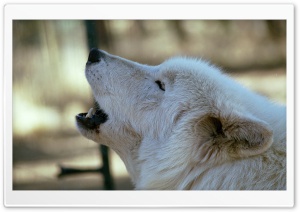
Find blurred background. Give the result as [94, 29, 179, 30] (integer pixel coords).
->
[13, 20, 286, 190]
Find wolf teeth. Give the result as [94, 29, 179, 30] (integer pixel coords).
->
[86, 108, 95, 118]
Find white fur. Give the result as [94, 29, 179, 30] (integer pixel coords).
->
[77, 50, 286, 190]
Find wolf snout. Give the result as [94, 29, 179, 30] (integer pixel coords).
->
[87, 48, 105, 64]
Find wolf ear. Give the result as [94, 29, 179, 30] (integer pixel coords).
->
[197, 114, 273, 159]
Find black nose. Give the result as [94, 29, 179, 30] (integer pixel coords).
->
[87, 48, 105, 63]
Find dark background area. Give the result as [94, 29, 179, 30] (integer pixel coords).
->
[13, 20, 286, 190]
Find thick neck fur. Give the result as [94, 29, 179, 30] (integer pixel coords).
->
[113, 140, 142, 185]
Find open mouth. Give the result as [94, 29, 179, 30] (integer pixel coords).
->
[76, 104, 108, 130]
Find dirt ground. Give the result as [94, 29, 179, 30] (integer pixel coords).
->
[12, 68, 286, 190]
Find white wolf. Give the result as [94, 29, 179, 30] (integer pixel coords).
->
[76, 49, 286, 190]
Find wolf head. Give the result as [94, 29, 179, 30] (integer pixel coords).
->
[76, 49, 275, 188]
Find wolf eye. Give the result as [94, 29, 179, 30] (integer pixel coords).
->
[155, 80, 165, 91]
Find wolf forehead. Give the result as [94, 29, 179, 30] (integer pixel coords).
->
[158, 57, 224, 83]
